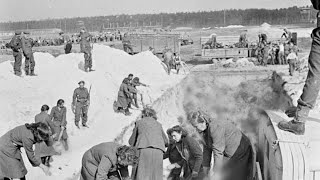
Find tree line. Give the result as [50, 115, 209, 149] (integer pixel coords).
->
[0, 6, 317, 33]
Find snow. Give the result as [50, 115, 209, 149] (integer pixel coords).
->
[219, 25, 245, 29]
[0, 44, 185, 180]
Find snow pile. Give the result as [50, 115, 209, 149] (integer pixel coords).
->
[0, 44, 184, 180]
[260, 22, 271, 28]
[221, 58, 255, 68]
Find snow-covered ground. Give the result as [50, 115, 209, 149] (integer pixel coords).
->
[0, 44, 185, 180]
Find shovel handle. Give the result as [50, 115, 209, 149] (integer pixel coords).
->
[57, 127, 65, 142]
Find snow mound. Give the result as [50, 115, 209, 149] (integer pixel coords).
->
[260, 22, 271, 28]
[0, 44, 184, 180]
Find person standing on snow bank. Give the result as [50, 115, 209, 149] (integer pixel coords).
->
[130, 77, 149, 108]
[80, 28, 94, 72]
[115, 78, 132, 116]
[72, 81, 90, 128]
[122, 33, 133, 54]
[80, 142, 138, 180]
[8, 31, 22, 76]
[163, 48, 174, 75]
[50, 99, 69, 150]
[129, 107, 169, 180]
[21, 31, 36, 76]
[34, 105, 57, 167]
[279, 0, 320, 135]
[0, 123, 52, 180]
[188, 110, 253, 180]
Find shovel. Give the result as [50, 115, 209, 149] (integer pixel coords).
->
[52, 128, 65, 154]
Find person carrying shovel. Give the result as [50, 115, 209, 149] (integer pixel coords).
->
[72, 81, 90, 129]
[50, 99, 69, 151]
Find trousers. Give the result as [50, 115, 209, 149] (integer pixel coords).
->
[13, 52, 22, 73]
[297, 27, 320, 121]
[84, 52, 92, 70]
[75, 102, 88, 125]
[24, 53, 35, 73]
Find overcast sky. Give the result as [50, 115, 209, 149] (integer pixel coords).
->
[0, 0, 311, 22]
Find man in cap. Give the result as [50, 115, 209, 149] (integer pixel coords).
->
[21, 31, 36, 76]
[79, 28, 94, 72]
[278, 1, 320, 135]
[72, 81, 90, 128]
[8, 31, 22, 76]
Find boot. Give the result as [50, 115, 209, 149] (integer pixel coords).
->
[82, 123, 89, 128]
[85, 68, 89, 72]
[30, 70, 36, 76]
[75, 122, 80, 129]
[278, 120, 305, 135]
[25, 70, 29, 76]
[63, 139, 69, 151]
[89, 68, 95, 72]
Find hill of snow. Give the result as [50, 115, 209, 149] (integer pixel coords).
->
[0, 44, 185, 180]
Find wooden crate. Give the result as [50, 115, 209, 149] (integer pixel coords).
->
[127, 33, 180, 54]
[201, 48, 250, 59]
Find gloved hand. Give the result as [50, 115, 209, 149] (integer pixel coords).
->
[86, 100, 90, 106]
[191, 171, 199, 178]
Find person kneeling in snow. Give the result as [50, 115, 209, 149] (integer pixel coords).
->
[80, 142, 138, 180]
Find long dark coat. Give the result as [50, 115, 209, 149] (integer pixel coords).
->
[0, 125, 41, 179]
[117, 82, 131, 109]
[80, 142, 129, 180]
[129, 117, 169, 180]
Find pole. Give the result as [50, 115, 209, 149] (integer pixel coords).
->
[224, 9, 226, 26]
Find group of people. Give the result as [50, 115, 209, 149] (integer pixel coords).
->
[7, 30, 36, 76]
[0, 100, 68, 180]
[114, 74, 148, 116]
[0, 80, 92, 179]
[80, 107, 253, 180]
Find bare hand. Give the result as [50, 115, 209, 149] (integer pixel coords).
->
[40, 164, 52, 176]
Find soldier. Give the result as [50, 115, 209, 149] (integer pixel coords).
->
[21, 31, 36, 76]
[72, 81, 90, 128]
[80, 28, 94, 72]
[64, 40, 72, 54]
[122, 33, 133, 54]
[163, 48, 174, 75]
[239, 30, 248, 48]
[8, 31, 22, 76]
[287, 49, 298, 76]
[278, 0, 320, 135]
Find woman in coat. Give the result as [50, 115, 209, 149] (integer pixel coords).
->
[164, 125, 204, 180]
[129, 107, 169, 180]
[116, 78, 132, 116]
[50, 99, 68, 150]
[0, 122, 52, 180]
[188, 110, 253, 180]
[34, 104, 57, 167]
[80, 142, 138, 180]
